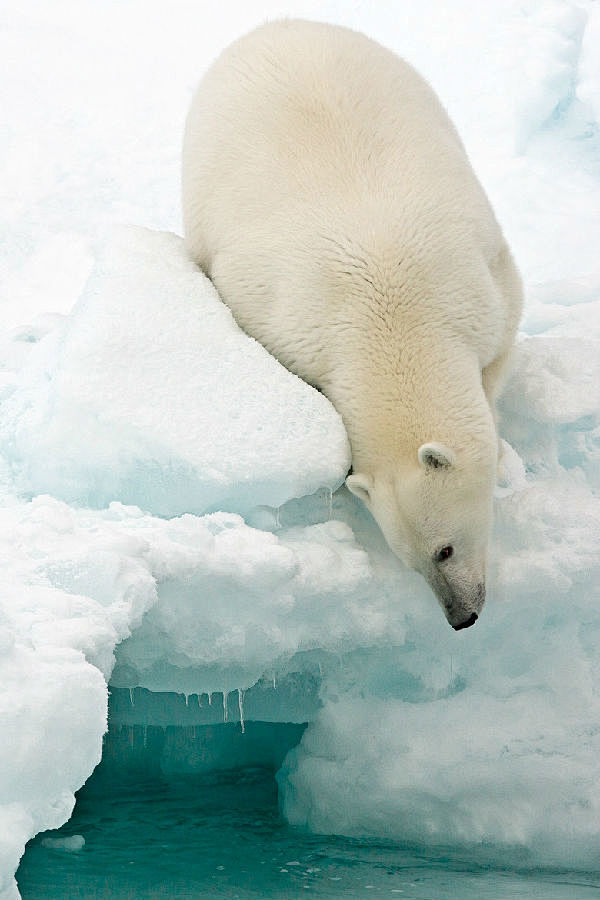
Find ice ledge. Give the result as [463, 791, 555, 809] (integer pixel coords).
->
[1, 226, 350, 517]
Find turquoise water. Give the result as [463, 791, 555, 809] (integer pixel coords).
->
[17, 722, 600, 900]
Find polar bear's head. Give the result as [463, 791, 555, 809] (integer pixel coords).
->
[346, 441, 494, 629]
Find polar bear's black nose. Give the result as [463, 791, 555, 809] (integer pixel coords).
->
[453, 612, 478, 631]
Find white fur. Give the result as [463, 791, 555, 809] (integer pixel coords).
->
[182, 20, 523, 628]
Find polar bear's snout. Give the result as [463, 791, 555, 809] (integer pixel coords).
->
[443, 582, 485, 631]
[453, 612, 478, 631]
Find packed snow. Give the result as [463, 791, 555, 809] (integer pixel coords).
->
[1, 1, 599, 899]
[2, 226, 349, 515]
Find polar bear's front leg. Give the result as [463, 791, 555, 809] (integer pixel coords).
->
[482, 351, 513, 475]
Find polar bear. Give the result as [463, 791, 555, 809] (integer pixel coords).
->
[182, 20, 522, 629]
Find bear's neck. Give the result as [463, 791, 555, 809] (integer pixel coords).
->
[323, 335, 495, 473]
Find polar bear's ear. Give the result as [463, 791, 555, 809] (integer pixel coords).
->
[346, 473, 372, 503]
[418, 442, 456, 470]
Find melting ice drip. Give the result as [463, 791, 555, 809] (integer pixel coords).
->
[238, 689, 245, 735]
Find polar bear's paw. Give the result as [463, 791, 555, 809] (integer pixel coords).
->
[495, 439, 527, 497]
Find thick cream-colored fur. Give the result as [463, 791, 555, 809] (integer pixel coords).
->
[182, 19, 522, 628]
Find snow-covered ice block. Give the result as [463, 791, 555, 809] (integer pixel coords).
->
[109, 505, 395, 696]
[2, 227, 350, 517]
[499, 335, 600, 487]
[280, 676, 600, 868]
[0, 493, 159, 900]
[41, 835, 85, 852]
[0, 641, 105, 900]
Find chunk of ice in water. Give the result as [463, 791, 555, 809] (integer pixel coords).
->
[41, 835, 85, 852]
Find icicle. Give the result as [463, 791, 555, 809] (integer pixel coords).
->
[223, 691, 228, 722]
[272, 675, 277, 690]
[143, 725, 148, 749]
[129, 687, 134, 707]
[185, 693, 189, 707]
[208, 692, 213, 706]
[238, 688, 245, 734]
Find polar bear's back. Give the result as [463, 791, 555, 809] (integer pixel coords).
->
[183, 20, 491, 263]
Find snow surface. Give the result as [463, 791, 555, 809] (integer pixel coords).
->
[2, 226, 349, 515]
[1, 1, 600, 898]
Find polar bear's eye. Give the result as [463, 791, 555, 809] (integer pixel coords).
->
[436, 546, 453, 563]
